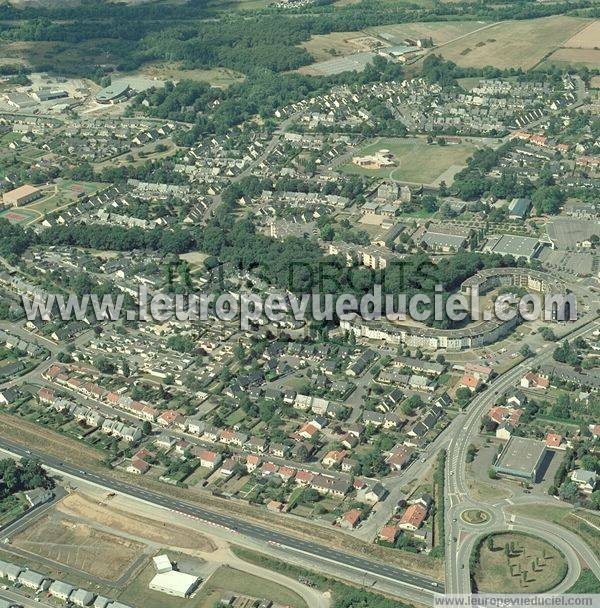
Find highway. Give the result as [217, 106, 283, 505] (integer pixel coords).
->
[0, 437, 444, 600]
[444, 317, 600, 595]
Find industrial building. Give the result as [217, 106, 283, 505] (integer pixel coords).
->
[493, 436, 547, 482]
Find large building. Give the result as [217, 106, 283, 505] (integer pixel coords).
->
[149, 571, 200, 598]
[2, 184, 42, 207]
[483, 234, 544, 261]
[95, 82, 131, 104]
[493, 436, 547, 482]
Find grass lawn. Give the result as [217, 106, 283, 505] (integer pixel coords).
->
[200, 566, 307, 608]
[340, 137, 478, 185]
[567, 569, 600, 593]
[473, 532, 567, 593]
[225, 408, 246, 426]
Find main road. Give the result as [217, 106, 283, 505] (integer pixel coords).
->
[0, 437, 443, 602]
[444, 317, 600, 595]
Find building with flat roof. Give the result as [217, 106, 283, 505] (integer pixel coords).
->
[483, 234, 544, 261]
[2, 184, 42, 207]
[493, 436, 547, 482]
[149, 571, 200, 598]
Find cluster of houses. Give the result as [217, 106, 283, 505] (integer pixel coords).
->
[274, 75, 575, 137]
[0, 560, 132, 608]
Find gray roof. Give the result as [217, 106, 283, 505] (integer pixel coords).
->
[495, 436, 546, 477]
[484, 234, 542, 260]
[72, 589, 96, 605]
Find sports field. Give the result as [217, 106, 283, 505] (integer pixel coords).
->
[0, 208, 39, 225]
[340, 137, 478, 185]
[436, 16, 592, 69]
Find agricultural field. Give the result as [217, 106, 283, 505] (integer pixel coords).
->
[561, 20, 600, 48]
[11, 512, 147, 581]
[473, 532, 568, 593]
[340, 137, 479, 185]
[543, 48, 600, 69]
[435, 16, 592, 70]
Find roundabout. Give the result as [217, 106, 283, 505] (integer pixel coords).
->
[460, 509, 491, 525]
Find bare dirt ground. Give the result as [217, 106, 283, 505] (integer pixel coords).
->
[11, 512, 145, 580]
[57, 492, 217, 553]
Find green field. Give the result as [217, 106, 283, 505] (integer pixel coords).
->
[341, 137, 479, 185]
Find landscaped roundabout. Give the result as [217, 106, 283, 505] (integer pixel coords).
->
[470, 532, 568, 593]
[460, 509, 491, 525]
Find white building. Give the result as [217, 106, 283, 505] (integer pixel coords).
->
[149, 571, 200, 598]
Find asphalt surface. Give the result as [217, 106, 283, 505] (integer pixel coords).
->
[0, 438, 444, 597]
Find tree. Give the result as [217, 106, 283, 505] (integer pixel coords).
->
[456, 387, 472, 405]
[142, 421, 152, 435]
[558, 481, 579, 502]
[519, 344, 533, 358]
[532, 186, 566, 215]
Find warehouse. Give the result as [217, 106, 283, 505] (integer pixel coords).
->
[149, 570, 200, 598]
[2, 184, 42, 207]
[493, 436, 547, 482]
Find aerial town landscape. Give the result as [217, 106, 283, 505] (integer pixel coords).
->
[0, 0, 598, 607]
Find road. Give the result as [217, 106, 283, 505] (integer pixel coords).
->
[0, 438, 444, 602]
[444, 317, 600, 595]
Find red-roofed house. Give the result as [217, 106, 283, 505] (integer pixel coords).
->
[340, 509, 361, 530]
[298, 423, 319, 440]
[246, 454, 261, 473]
[295, 470, 315, 486]
[198, 450, 221, 470]
[521, 372, 549, 390]
[399, 504, 427, 531]
[157, 410, 180, 427]
[460, 374, 481, 392]
[379, 525, 400, 543]
[545, 433, 565, 450]
[127, 459, 150, 475]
